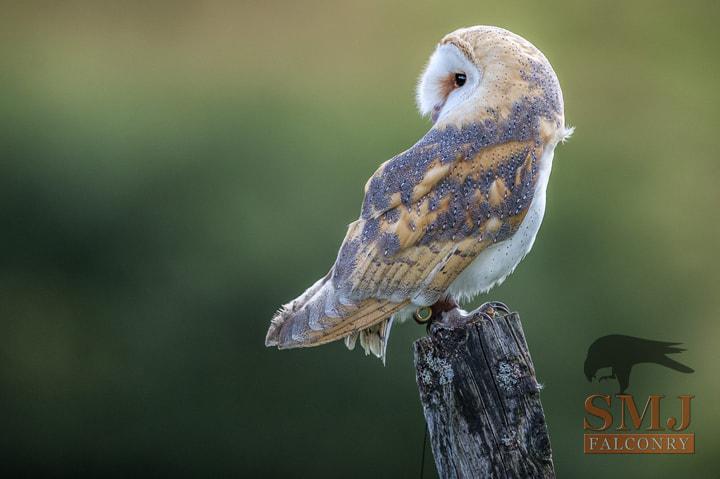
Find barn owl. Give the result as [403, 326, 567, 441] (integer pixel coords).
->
[265, 26, 573, 362]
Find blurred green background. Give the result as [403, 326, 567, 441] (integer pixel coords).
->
[1, 0, 719, 477]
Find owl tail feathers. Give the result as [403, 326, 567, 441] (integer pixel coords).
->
[265, 276, 408, 356]
[344, 317, 395, 365]
[264, 312, 289, 348]
[265, 274, 331, 347]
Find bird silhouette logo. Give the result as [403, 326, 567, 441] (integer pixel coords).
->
[584, 335, 694, 393]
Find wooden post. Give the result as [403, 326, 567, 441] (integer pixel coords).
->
[414, 307, 555, 479]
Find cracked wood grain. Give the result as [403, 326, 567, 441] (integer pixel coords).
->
[414, 309, 555, 479]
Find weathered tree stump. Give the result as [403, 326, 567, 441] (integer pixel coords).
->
[414, 307, 555, 479]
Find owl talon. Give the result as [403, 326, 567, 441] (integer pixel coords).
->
[478, 301, 511, 317]
[478, 311, 495, 321]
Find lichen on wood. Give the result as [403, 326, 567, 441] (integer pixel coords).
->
[414, 308, 555, 479]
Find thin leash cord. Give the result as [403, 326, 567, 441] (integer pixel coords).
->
[420, 424, 428, 479]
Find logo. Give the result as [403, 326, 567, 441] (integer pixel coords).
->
[582, 335, 694, 454]
[584, 334, 693, 393]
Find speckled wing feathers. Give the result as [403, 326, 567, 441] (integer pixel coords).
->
[267, 129, 545, 350]
[265, 25, 569, 355]
[332, 136, 542, 305]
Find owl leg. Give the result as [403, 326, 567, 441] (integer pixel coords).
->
[414, 298, 512, 334]
[413, 296, 459, 331]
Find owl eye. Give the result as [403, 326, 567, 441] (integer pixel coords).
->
[454, 73, 467, 87]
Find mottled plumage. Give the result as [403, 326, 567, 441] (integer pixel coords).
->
[266, 26, 572, 361]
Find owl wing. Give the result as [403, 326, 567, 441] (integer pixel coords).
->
[335, 135, 542, 304]
[267, 127, 544, 349]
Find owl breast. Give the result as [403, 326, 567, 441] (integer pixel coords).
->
[445, 144, 556, 303]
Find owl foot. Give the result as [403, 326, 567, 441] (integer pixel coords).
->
[414, 297, 459, 332]
[477, 301, 511, 318]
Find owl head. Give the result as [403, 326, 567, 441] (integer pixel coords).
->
[417, 26, 570, 142]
